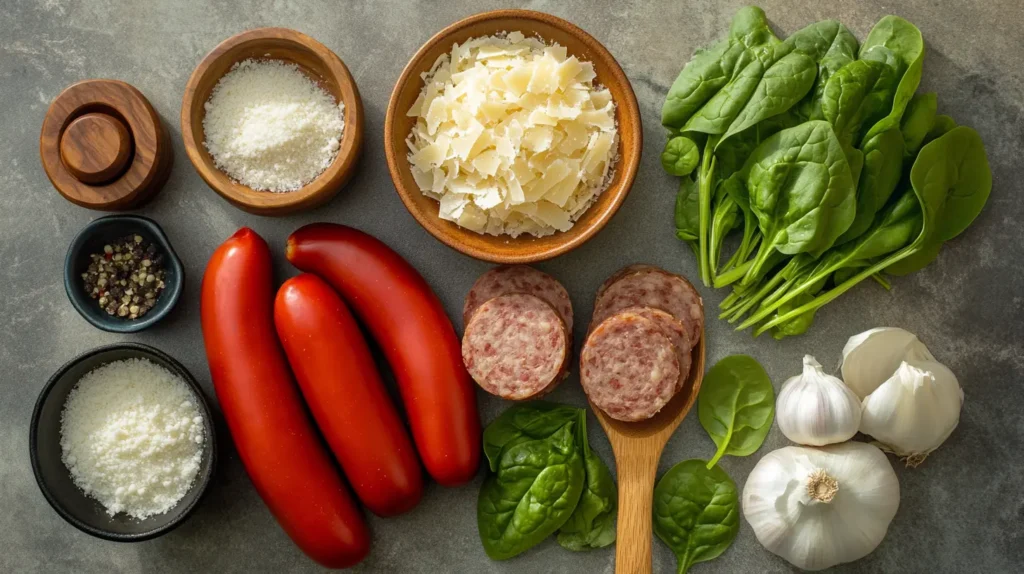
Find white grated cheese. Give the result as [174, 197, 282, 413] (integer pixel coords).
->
[60, 358, 205, 519]
[203, 59, 345, 193]
[406, 34, 619, 238]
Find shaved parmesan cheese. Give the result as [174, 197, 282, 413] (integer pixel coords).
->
[406, 33, 619, 238]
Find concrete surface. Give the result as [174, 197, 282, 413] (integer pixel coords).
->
[2, 0, 1022, 572]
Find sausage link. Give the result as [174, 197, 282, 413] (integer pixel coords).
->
[201, 228, 370, 568]
[275, 273, 424, 516]
[286, 223, 481, 486]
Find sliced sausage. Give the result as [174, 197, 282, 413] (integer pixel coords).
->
[580, 312, 680, 422]
[275, 274, 424, 517]
[591, 267, 704, 345]
[463, 265, 574, 333]
[618, 306, 692, 392]
[286, 223, 480, 487]
[201, 228, 369, 568]
[594, 263, 656, 302]
[462, 293, 568, 400]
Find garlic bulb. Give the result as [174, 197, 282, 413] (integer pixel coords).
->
[777, 356, 861, 446]
[860, 360, 963, 464]
[742, 442, 900, 571]
[841, 327, 935, 398]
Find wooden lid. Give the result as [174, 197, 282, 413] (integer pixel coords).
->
[40, 79, 172, 211]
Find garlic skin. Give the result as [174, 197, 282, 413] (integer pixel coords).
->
[777, 356, 861, 446]
[841, 327, 935, 398]
[742, 442, 900, 571]
[860, 360, 963, 463]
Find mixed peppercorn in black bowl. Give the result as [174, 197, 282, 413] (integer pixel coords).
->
[64, 215, 184, 333]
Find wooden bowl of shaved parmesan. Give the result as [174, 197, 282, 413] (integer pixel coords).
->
[386, 10, 641, 263]
[182, 28, 363, 216]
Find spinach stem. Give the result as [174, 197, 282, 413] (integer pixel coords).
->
[713, 260, 751, 288]
[726, 272, 786, 323]
[708, 195, 736, 281]
[740, 236, 777, 286]
[697, 138, 719, 286]
[706, 443, 727, 470]
[754, 243, 920, 334]
[871, 272, 892, 290]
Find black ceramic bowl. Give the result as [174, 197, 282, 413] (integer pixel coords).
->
[64, 215, 184, 333]
[30, 343, 217, 542]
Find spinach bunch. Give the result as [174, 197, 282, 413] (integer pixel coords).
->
[652, 355, 773, 573]
[478, 402, 617, 560]
[662, 6, 993, 338]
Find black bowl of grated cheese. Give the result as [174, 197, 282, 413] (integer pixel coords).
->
[30, 343, 216, 541]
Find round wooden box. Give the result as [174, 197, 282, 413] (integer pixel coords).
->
[40, 79, 172, 210]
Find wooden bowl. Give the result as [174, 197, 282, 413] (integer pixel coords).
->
[385, 10, 642, 263]
[181, 28, 363, 216]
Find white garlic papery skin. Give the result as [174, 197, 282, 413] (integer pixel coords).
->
[860, 360, 964, 463]
[841, 327, 935, 398]
[742, 442, 900, 571]
[777, 356, 862, 446]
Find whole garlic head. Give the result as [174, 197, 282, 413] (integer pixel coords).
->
[860, 360, 964, 464]
[777, 356, 861, 446]
[841, 327, 935, 398]
[742, 442, 900, 571]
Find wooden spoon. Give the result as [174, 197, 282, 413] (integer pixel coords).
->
[593, 333, 706, 574]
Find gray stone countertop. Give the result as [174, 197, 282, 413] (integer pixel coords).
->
[2, 0, 1022, 572]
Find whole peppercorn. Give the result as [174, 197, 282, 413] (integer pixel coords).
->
[82, 234, 167, 320]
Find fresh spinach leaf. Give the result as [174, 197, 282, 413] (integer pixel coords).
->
[886, 125, 992, 274]
[557, 442, 617, 551]
[770, 292, 819, 339]
[478, 422, 585, 560]
[683, 58, 771, 136]
[675, 176, 701, 243]
[911, 125, 993, 242]
[900, 92, 938, 155]
[922, 114, 956, 147]
[822, 59, 898, 148]
[653, 460, 740, 574]
[718, 51, 817, 144]
[663, 136, 701, 176]
[662, 6, 780, 129]
[820, 57, 899, 190]
[717, 19, 859, 145]
[482, 401, 580, 471]
[789, 21, 859, 120]
[739, 121, 857, 283]
[860, 16, 925, 142]
[836, 127, 905, 243]
[698, 355, 775, 467]
[884, 239, 942, 276]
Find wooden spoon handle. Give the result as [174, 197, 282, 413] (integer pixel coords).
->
[613, 450, 660, 574]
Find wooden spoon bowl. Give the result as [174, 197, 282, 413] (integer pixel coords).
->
[593, 332, 706, 574]
[181, 28, 363, 216]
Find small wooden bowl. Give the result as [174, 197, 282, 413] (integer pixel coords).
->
[181, 28, 363, 216]
[385, 10, 642, 263]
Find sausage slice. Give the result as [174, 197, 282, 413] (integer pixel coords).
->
[463, 265, 574, 334]
[591, 267, 704, 345]
[580, 312, 680, 422]
[462, 293, 568, 400]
